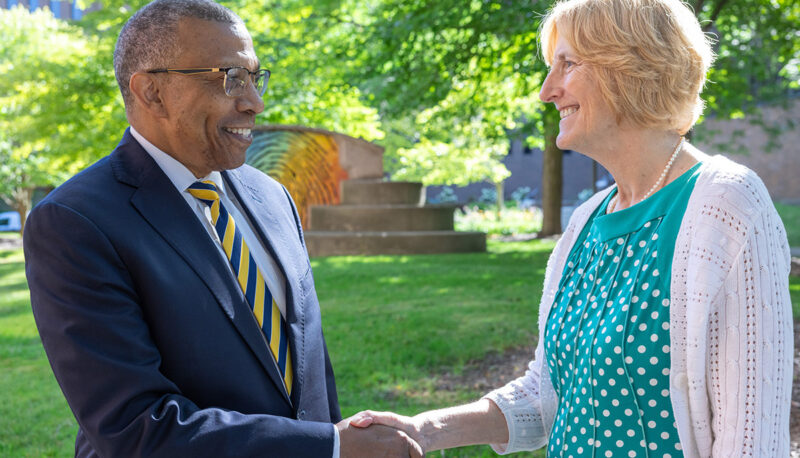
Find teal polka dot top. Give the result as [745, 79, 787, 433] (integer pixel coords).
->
[544, 162, 702, 457]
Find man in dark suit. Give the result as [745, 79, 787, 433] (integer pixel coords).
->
[24, 0, 421, 456]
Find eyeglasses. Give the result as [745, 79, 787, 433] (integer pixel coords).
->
[147, 67, 271, 97]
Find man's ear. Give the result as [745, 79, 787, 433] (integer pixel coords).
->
[129, 72, 169, 118]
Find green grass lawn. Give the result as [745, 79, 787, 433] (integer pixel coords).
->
[2, 235, 798, 457]
[0, 239, 551, 457]
[776, 202, 800, 248]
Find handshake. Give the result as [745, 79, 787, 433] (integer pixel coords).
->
[334, 399, 508, 457]
[336, 410, 428, 458]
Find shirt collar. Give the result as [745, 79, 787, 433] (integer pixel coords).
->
[129, 126, 226, 195]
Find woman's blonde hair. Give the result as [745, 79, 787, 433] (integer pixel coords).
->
[540, 0, 715, 134]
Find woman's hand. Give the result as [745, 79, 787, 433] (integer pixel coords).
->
[349, 410, 430, 451]
[348, 400, 508, 452]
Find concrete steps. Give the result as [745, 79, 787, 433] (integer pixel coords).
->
[310, 204, 456, 232]
[304, 179, 486, 257]
[305, 231, 487, 257]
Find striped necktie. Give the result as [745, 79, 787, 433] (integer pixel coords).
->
[187, 180, 292, 395]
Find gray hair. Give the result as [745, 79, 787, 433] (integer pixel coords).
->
[113, 0, 243, 106]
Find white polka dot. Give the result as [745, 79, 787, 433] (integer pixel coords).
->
[648, 420, 656, 428]
[662, 322, 670, 330]
[614, 346, 622, 354]
[616, 440, 624, 447]
[651, 234, 658, 241]
[650, 334, 658, 342]
[621, 388, 629, 395]
[606, 357, 613, 365]
[598, 368, 605, 376]
[637, 388, 645, 396]
[648, 399, 657, 407]
[624, 408, 633, 416]
[577, 447, 584, 453]
[617, 367, 625, 375]
[639, 323, 647, 331]
[649, 442, 657, 450]
[607, 248, 614, 256]
[627, 429, 635, 437]
[650, 378, 658, 386]
[661, 410, 669, 418]
[638, 345, 646, 353]
[642, 282, 649, 290]
[622, 270, 630, 278]
[605, 451, 613, 457]
[625, 356, 634, 364]
[629, 452, 637, 458]
[612, 399, 620, 406]
[580, 427, 586, 434]
[637, 367, 645, 375]
[609, 378, 616, 386]
[661, 389, 670, 397]
[662, 368, 670, 376]
[650, 356, 659, 365]
[652, 289, 661, 297]
[662, 299, 670, 306]
[614, 419, 622, 427]
[651, 311, 659, 319]
[605, 430, 612, 437]
[603, 409, 610, 417]
[639, 240, 646, 248]
[662, 345, 670, 353]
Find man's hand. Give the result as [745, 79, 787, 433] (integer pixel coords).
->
[336, 415, 424, 458]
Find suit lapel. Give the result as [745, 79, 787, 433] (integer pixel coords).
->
[223, 169, 307, 406]
[111, 130, 292, 407]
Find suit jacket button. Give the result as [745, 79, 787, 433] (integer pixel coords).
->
[298, 409, 306, 419]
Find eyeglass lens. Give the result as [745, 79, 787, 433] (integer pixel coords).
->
[224, 68, 269, 97]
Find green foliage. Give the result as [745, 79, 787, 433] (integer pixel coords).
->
[344, 0, 550, 186]
[239, 1, 384, 140]
[0, 6, 126, 177]
[455, 205, 543, 237]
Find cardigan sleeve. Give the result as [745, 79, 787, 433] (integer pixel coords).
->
[676, 159, 792, 457]
[706, 192, 792, 457]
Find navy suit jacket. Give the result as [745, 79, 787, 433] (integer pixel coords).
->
[24, 129, 341, 457]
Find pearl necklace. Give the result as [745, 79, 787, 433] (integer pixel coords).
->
[607, 136, 685, 214]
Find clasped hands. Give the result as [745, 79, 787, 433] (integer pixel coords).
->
[336, 410, 429, 458]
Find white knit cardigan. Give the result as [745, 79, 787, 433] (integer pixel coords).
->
[484, 155, 793, 457]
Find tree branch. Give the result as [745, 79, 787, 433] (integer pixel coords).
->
[702, 0, 731, 32]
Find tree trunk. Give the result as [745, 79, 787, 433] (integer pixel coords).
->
[11, 187, 33, 236]
[540, 105, 563, 236]
[494, 181, 504, 220]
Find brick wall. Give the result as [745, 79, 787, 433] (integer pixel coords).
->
[693, 99, 800, 203]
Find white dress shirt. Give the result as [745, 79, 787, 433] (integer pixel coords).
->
[130, 127, 340, 457]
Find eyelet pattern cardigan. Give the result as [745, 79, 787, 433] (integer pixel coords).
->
[483, 155, 792, 457]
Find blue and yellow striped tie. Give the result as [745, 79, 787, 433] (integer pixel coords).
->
[188, 180, 292, 395]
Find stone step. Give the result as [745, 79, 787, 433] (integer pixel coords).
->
[304, 231, 487, 257]
[309, 204, 455, 232]
[341, 180, 424, 205]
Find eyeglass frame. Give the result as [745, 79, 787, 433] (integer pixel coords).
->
[146, 67, 271, 97]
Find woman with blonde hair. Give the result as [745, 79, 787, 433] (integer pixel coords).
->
[351, 0, 793, 455]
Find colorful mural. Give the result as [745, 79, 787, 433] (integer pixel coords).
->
[246, 126, 347, 229]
